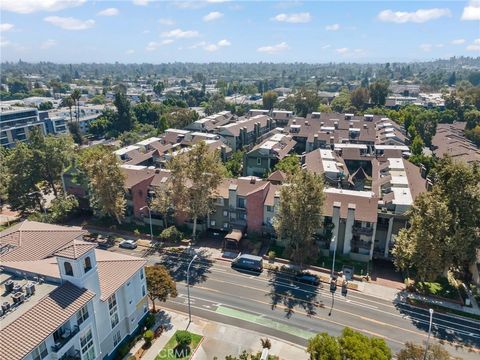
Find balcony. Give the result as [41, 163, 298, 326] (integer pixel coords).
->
[51, 325, 79, 353]
[59, 349, 81, 360]
[352, 226, 373, 236]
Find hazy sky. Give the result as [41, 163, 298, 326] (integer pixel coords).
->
[1, 0, 479, 63]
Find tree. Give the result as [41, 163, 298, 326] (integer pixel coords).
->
[413, 111, 438, 147]
[29, 129, 75, 197]
[159, 226, 184, 243]
[307, 333, 341, 360]
[168, 141, 225, 239]
[262, 91, 278, 110]
[331, 89, 352, 113]
[164, 108, 198, 129]
[396, 342, 452, 360]
[44, 195, 79, 223]
[410, 136, 424, 157]
[145, 265, 177, 313]
[71, 89, 81, 122]
[274, 155, 300, 175]
[338, 328, 391, 360]
[68, 122, 84, 145]
[175, 330, 192, 348]
[153, 81, 165, 96]
[38, 101, 53, 111]
[118, 131, 142, 146]
[273, 171, 325, 267]
[350, 87, 369, 111]
[5, 143, 40, 213]
[0, 148, 10, 207]
[224, 150, 245, 177]
[113, 90, 135, 132]
[294, 88, 320, 117]
[369, 80, 390, 106]
[91, 94, 105, 104]
[61, 96, 75, 122]
[393, 158, 480, 280]
[79, 146, 126, 224]
[150, 185, 173, 228]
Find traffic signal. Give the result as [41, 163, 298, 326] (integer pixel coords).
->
[330, 279, 337, 293]
[341, 281, 348, 297]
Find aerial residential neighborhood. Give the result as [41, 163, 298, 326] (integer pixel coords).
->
[1, 1, 480, 360]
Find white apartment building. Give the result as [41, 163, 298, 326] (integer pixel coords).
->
[0, 221, 148, 360]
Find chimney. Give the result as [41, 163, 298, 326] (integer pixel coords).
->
[292, 119, 296, 124]
[250, 177, 256, 184]
[305, 120, 309, 126]
[363, 124, 367, 129]
[334, 121, 338, 129]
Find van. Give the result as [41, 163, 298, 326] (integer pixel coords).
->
[231, 254, 263, 273]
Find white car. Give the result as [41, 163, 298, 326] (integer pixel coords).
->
[119, 240, 137, 249]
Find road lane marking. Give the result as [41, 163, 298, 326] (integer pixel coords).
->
[190, 284, 480, 344]
[215, 306, 316, 340]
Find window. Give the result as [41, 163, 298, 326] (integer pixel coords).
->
[83, 257, 92, 273]
[266, 205, 272, 212]
[77, 305, 89, 325]
[242, 213, 247, 220]
[237, 198, 245, 208]
[113, 331, 122, 347]
[223, 210, 228, 217]
[257, 157, 261, 165]
[142, 285, 146, 297]
[223, 223, 229, 229]
[32, 342, 48, 360]
[140, 269, 144, 280]
[80, 329, 95, 360]
[210, 220, 216, 226]
[64, 262, 73, 276]
[108, 294, 119, 329]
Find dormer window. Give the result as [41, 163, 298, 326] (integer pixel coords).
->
[84, 257, 92, 273]
[64, 262, 73, 276]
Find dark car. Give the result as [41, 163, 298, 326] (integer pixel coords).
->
[231, 254, 263, 273]
[294, 272, 320, 286]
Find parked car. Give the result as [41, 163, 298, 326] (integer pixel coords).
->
[231, 254, 263, 273]
[294, 271, 320, 286]
[119, 240, 137, 249]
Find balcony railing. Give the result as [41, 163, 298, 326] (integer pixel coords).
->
[59, 350, 81, 360]
[352, 226, 373, 236]
[51, 326, 79, 353]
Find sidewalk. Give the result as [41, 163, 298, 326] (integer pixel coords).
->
[138, 309, 306, 360]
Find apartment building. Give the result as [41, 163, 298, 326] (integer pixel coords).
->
[431, 122, 480, 164]
[0, 221, 148, 360]
[0, 105, 45, 148]
[185, 111, 232, 132]
[244, 133, 296, 177]
[216, 115, 274, 151]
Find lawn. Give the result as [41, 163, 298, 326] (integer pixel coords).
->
[155, 331, 203, 360]
[317, 255, 370, 276]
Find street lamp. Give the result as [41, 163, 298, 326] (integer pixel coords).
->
[424, 308, 434, 360]
[331, 236, 337, 278]
[139, 206, 153, 243]
[187, 254, 198, 325]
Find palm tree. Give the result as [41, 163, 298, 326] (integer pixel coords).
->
[61, 97, 75, 123]
[70, 89, 81, 122]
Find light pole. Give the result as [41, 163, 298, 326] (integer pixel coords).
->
[139, 206, 153, 243]
[424, 308, 434, 360]
[187, 254, 198, 325]
[331, 236, 337, 278]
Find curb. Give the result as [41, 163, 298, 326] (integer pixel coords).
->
[190, 336, 205, 359]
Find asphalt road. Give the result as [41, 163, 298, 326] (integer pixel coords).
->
[111, 246, 480, 358]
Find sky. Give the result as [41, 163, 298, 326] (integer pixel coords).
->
[0, 0, 479, 64]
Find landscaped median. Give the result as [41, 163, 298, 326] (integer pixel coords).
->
[155, 330, 203, 360]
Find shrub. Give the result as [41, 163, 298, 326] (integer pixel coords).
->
[143, 330, 154, 345]
[268, 251, 276, 261]
[261, 337, 272, 349]
[143, 313, 156, 329]
[175, 330, 192, 348]
[160, 226, 184, 243]
[134, 229, 141, 236]
[117, 343, 130, 358]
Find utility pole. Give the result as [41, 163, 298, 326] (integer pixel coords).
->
[423, 308, 434, 360]
[331, 236, 337, 278]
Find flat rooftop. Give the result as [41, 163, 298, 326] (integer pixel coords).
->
[0, 273, 58, 328]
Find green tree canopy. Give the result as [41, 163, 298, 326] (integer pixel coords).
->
[274, 155, 301, 175]
[79, 145, 126, 224]
[168, 141, 225, 239]
[273, 170, 325, 266]
[145, 265, 177, 313]
[307, 333, 341, 360]
[262, 91, 278, 110]
[369, 80, 390, 106]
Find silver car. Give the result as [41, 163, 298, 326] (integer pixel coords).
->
[119, 240, 137, 249]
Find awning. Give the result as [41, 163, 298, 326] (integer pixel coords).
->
[224, 229, 243, 243]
